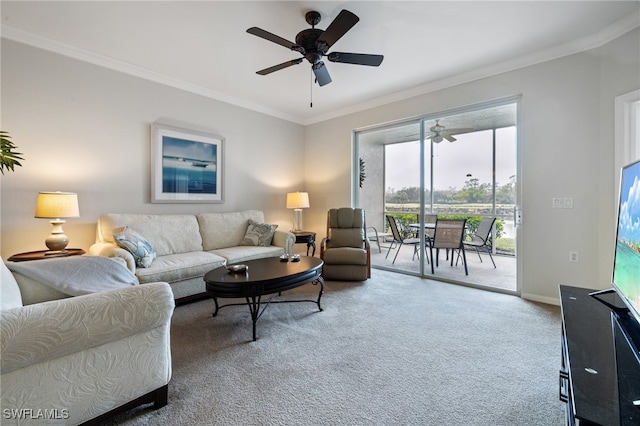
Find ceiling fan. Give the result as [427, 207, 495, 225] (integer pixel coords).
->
[425, 120, 474, 143]
[247, 9, 384, 87]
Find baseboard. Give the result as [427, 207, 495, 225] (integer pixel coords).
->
[521, 292, 560, 306]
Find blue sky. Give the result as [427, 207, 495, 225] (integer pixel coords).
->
[163, 136, 217, 162]
[619, 161, 640, 244]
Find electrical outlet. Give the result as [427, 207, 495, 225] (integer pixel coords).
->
[553, 197, 574, 209]
[569, 251, 579, 263]
[564, 197, 573, 208]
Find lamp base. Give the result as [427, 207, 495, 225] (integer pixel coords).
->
[45, 220, 70, 253]
[44, 234, 69, 253]
[292, 209, 304, 232]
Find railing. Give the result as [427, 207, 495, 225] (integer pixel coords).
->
[382, 206, 516, 255]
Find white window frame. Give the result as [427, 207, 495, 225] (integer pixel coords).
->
[614, 89, 640, 175]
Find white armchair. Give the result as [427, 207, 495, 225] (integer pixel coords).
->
[1, 262, 175, 425]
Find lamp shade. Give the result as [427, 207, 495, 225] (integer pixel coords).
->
[286, 192, 310, 209]
[35, 192, 80, 218]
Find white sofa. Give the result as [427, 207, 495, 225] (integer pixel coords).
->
[89, 210, 295, 303]
[0, 261, 175, 425]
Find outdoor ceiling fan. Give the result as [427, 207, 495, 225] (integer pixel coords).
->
[246, 9, 384, 87]
[425, 120, 474, 143]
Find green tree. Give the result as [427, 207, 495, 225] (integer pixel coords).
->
[434, 187, 456, 204]
[496, 175, 516, 204]
[455, 178, 491, 203]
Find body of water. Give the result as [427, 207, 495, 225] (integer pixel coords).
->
[162, 158, 217, 194]
[614, 241, 640, 313]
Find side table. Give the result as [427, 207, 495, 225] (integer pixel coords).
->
[8, 249, 85, 262]
[292, 231, 316, 256]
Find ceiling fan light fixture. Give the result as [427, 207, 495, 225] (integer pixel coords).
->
[432, 135, 443, 143]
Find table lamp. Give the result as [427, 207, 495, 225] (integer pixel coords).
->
[34, 191, 80, 254]
[286, 192, 310, 232]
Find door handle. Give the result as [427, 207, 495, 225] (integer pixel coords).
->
[514, 207, 522, 226]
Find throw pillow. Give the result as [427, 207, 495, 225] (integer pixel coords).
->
[239, 220, 278, 247]
[113, 226, 156, 268]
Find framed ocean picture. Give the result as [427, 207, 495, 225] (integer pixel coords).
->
[151, 123, 224, 203]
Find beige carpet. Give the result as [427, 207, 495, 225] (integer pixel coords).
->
[107, 269, 564, 425]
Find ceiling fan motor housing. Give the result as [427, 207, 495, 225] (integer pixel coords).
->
[295, 28, 325, 64]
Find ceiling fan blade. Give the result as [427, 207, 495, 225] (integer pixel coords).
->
[312, 61, 332, 86]
[443, 134, 457, 143]
[256, 58, 304, 75]
[247, 27, 302, 52]
[316, 9, 359, 51]
[327, 52, 384, 67]
[445, 127, 474, 134]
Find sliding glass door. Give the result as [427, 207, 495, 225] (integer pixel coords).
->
[356, 100, 518, 293]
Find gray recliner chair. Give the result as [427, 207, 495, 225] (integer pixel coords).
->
[320, 207, 371, 281]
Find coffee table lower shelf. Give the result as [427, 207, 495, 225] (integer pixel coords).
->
[204, 257, 324, 341]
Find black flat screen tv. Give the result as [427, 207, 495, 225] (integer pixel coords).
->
[588, 158, 640, 423]
[612, 158, 640, 326]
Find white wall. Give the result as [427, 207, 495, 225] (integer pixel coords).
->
[2, 28, 638, 304]
[0, 40, 305, 259]
[304, 28, 640, 304]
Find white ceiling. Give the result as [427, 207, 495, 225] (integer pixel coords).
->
[2, 1, 639, 125]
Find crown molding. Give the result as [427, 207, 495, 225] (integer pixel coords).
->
[2, 11, 638, 127]
[0, 25, 305, 125]
[302, 12, 640, 125]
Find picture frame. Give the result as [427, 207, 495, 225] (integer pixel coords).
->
[151, 123, 224, 203]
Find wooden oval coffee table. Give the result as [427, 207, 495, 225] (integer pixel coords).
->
[204, 256, 324, 341]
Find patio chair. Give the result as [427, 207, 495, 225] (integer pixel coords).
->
[424, 213, 438, 241]
[385, 215, 423, 264]
[429, 218, 468, 275]
[463, 216, 497, 268]
[366, 226, 391, 253]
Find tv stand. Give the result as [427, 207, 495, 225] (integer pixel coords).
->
[559, 285, 640, 425]
[589, 287, 631, 314]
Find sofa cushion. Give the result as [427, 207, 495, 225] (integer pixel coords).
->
[98, 214, 203, 256]
[113, 226, 157, 267]
[239, 220, 278, 247]
[134, 251, 226, 284]
[1, 263, 22, 310]
[197, 210, 266, 250]
[210, 246, 284, 264]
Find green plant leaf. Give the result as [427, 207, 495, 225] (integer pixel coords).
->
[0, 131, 25, 175]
